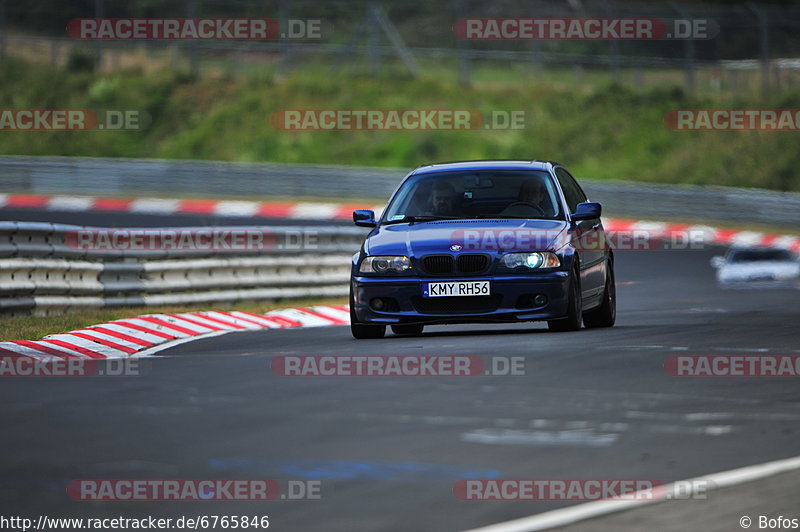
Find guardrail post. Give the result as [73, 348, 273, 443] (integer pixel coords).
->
[0, 0, 6, 63]
[50, 39, 61, 67]
[94, 0, 104, 70]
[747, 3, 770, 98]
[186, 0, 199, 78]
[671, 3, 695, 94]
[367, 3, 381, 75]
[602, 0, 622, 84]
[278, 0, 291, 74]
[456, 0, 471, 86]
[527, 0, 542, 75]
[0, 222, 17, 257]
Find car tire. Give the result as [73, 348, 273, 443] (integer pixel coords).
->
[391, 324, 424, 336]
[583, 263, 616, 328]
[547, 266, 582, 332]
[350, 286, 386, 339]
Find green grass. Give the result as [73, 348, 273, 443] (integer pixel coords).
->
[0, 297, 347, 341]
[1, 58, 799, 191]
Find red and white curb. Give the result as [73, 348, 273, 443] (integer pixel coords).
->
[2, 193, 798, 252]
[0, 193, 384, 221]
[0, 305, 350, 361]
[603, 218, 800, 252]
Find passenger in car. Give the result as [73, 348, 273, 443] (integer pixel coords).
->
[500, 179, 554, 218]
[519, 179, 545, 204]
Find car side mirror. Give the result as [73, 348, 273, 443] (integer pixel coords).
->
[571, 202, 602, 221]
[710, 256, 725, 269]
[353, 209, 377, 228]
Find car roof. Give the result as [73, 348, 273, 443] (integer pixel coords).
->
[728, 246, 794, 256]
[729, 246, 793, 253]
[409, 160, 557, 175]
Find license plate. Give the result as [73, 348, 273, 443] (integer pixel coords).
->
[423, 281, 490, 297]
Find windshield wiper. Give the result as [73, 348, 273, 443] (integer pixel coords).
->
[383, 215, 463, 225]
[493, 215, 552, 219]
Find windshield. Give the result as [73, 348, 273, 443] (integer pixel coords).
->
[729, 249, 795, 263]
[383, 170, 562, 222]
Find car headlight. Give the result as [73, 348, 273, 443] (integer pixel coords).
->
[502, 252, 560, 269]
[359, 255, 412, 273]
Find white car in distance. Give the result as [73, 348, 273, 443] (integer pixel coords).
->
[711, 247, 800, 288]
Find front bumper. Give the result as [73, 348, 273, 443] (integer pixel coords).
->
[352, 271, 570, 325]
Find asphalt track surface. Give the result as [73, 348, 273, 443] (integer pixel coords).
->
[1, 210, 799, 531]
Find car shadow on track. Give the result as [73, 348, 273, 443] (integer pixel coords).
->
[370, 324, 640, 340]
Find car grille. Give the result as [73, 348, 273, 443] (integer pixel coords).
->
[457, 254, 489, 274]
[422, 255, 455, 274]
[421, 254, 490, 275]
[411, 295, 502, 314]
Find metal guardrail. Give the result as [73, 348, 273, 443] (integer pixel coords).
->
[8, 34, 732, 69]
[578, 181, 800, 229]
[0, 220, 366, 258]
[0, 156, 406, 200]
[2, 156, 800, 228]
[0, 222, 366, 313]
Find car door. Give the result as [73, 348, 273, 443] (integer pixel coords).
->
[554, 167, 606, 300]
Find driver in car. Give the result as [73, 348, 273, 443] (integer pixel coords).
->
[427, 182, 458, 216]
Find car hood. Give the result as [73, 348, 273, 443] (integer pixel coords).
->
[366, 219, 569, 256]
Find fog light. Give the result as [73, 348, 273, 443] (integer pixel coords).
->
[370, 298, 384, 310]
[533, 294, 548, 306]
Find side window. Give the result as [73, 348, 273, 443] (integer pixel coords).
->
[555, 168, 587, 215]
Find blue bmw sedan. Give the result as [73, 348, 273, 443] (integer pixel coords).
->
[349, 160, 615, 338]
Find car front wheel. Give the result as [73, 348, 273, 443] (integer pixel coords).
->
[547, 266, 582, 332]
[583, 263, 616, 328]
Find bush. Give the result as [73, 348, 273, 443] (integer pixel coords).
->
[66, 49, 96, 73]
